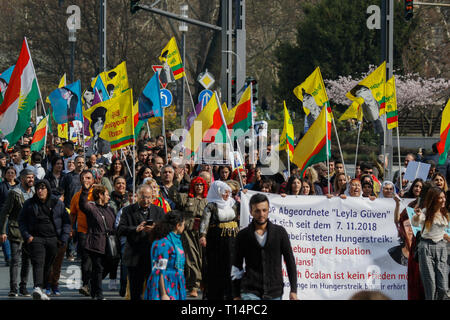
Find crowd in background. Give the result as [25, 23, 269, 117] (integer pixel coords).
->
[0, 125, 448, 300]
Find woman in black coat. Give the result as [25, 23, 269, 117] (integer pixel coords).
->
[79, 183, 116, 300]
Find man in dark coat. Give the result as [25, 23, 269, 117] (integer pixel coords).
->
[232, 193, 298, 300]
[18, 179, 71, 300]
[118, 184, 165, 300]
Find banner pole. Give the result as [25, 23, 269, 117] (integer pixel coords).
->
[354, 121, 362, 178]
[331, 115, 348, 179]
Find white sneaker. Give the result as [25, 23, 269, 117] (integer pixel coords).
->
[41, 292, 51, 300]
[32, 287, 43, 300]
[108, 279, 117, 291]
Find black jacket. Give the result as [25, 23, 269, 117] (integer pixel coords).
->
[117, 202, 165, 267]
[18, 185, 71, 244]
[60, 171, 81, 208]
[79, 188, 116, 255]
[232, 220, 297, 299]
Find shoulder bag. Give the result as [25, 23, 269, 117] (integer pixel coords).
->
[101, 215, 119, 259]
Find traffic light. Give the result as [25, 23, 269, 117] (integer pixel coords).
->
[405, 0, 413, 20]
[245, 77, 258, 106]
[231, 77, 236, 106]
[130, 0, 140, 14]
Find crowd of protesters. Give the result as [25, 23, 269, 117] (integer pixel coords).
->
[0, 124, 448, 300]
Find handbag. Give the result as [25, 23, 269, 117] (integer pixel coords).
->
[101, 215, 119, 259]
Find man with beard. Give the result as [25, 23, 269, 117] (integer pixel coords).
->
[231, 193, 297, 300]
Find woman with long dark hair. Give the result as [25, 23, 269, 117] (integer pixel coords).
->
[107, 158, 127, 186]
[393, 181, 432, 300]
[144, 210, 186, 300]
[412, 186, 450, 300]
[281, 175, 302, 196]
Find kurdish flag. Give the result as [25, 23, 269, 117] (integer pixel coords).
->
[280, 101, 295, 161]
[83, 89, 135, 151]
[385, 76, 398, 129]
[346, 62, 386, 121]
[30, 115, 48, 151]
[0, 38, 40, 146]
[292, 105, 332, 177]
[184, 91, 227, 155]
[222, 85, 252, 140]
[437, 99, 450, 165]
[159, 37, 186, 80]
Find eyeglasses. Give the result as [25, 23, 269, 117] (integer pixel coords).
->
[363, 171, 373, 174]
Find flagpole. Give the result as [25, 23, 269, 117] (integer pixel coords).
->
[24, 37, 46, 117]
[331, 115, 348, 178]
[396, 126, 402, 189]
[216, 91, 244, 189]
[325, 106, 330, 194]
[161, 107, 168, 164]
[42, 115, 48, 157]
[354, 121, 362, 178]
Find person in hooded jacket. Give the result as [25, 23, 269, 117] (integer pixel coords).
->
[18, 179, 71, 300]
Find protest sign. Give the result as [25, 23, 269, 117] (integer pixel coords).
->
[240, 191, 411, 300]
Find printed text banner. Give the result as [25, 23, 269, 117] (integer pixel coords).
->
[240, 191, 412, 300]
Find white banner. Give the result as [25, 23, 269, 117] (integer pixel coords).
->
[240, 191, 413, 300]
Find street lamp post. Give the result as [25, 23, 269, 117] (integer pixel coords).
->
[179, 4, 188, 128]
[66, 5, 81, 83]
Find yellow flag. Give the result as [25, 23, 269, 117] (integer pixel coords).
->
[293, 67, 330, 116]
[339, 101, 363, 121]
[83, 89, 135, 151]
[279, 101, 295, 161]
[91, 61, 129, 99]
[159, 37, 186, 80]
[385, 76, 398, 129]
[346, 62, 386, 120]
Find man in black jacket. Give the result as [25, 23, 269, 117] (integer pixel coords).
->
[117, 184, 165, 300]
[18, 179, 71, 300]
[232, 193, 298, 300]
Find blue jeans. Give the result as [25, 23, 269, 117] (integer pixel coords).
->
[241, 292, 282, 300]
[2, 239, 11, 262]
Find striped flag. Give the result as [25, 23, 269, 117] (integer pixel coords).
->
[183, 92, 227, 156]
[280, 101, 295, 161]
[0, 38, 40, 145]
[292, 105, 332, 177]
[222, 85, 252, 140]
[437, 99, 450, 165]
[159, 37, 186, 80]
[385, 76, 398, 129]
[30, 115, 48, 151]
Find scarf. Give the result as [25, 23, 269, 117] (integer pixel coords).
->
[166, 231, 185, 271]
[206, 181, 235, 209]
